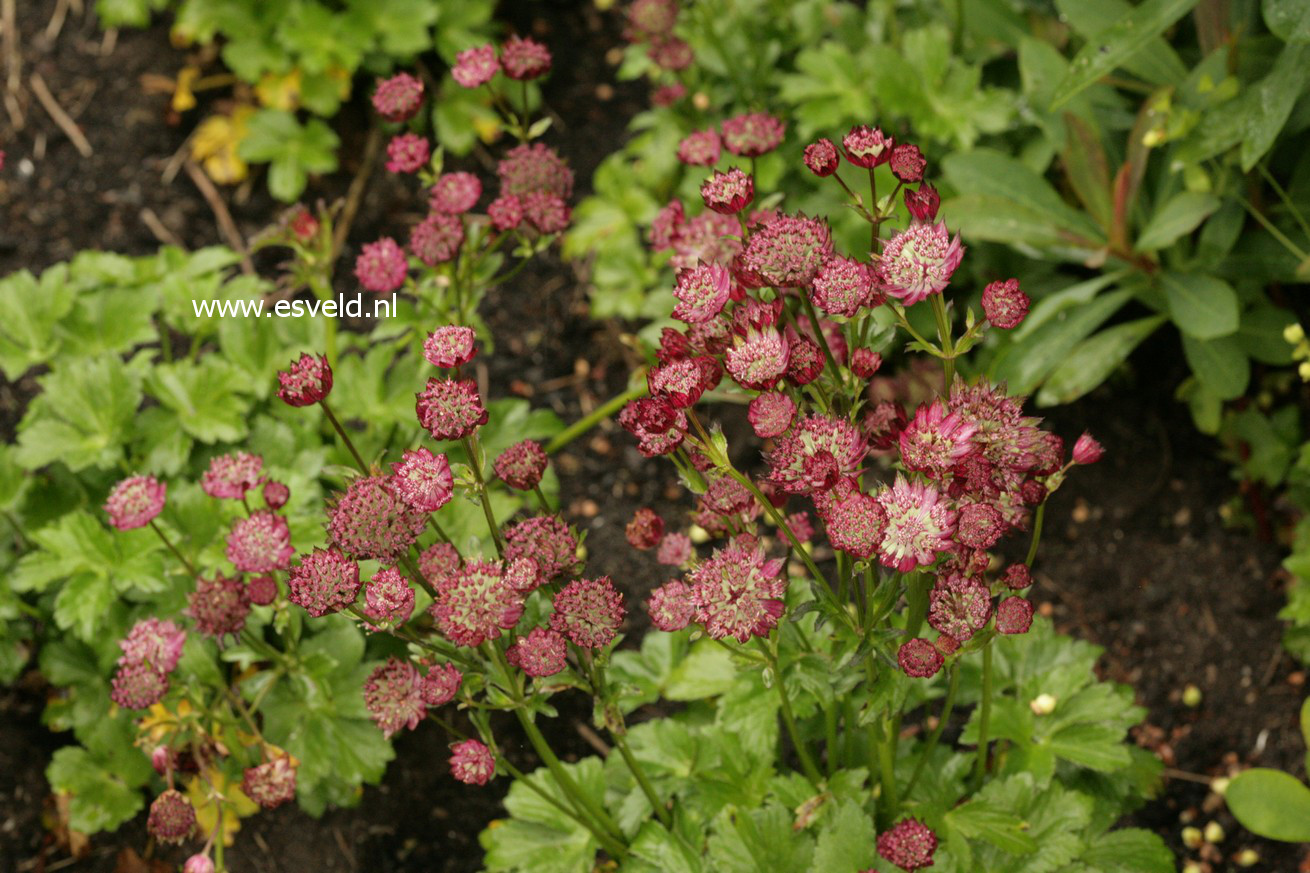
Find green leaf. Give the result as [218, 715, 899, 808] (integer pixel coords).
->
[1050, 0, 1202, 108]
[1054, 0, 1188, 86]
[1160, 272, 1239, 339]
[943, 150, 1105, 243]
[664, 639, 737, 700]
[46, 746, 144, 834]
[146, 358, 253, 443]
[0, 267, 76, 379]
[1181, 334, 1250, 399]
[1238, 44, 1310, 171]
[238, 110, 340, 201]
[481, 760, 602, 873]
[1035, 315, 1165, 405]
[1264, 0, 1310, 43]
[1225, 768, 1310, 842]
[809, 801, 877, 872]
[995, 285, 1130, 395]
[630, 822, 706, 873]
[14, 357, 141, 471]
[1048, 722, 1133, 771]
[1136, 192, 1221, 252]
[1079, 828, 1175, 871]
[947, 797, 1040, 855]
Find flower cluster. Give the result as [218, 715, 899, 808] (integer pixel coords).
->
[110, 618, 186, 710]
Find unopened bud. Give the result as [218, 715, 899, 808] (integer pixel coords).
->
[1030, 693, 1057, 715]
[1072, 432, 1104, 465]
[183, 854, 215, 873]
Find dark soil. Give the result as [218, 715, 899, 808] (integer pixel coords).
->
[2, 3, 1308, 873]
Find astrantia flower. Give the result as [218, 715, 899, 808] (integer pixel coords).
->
[726, 327, 790, 391]
[429, 172, 482, 215]
[811, 256, 875, 317]
[648, 357, 711, 408]
[649, 36, 693, 70]
[700, 476, 757, 520]
[508, 627, 568, 677]
[897, 638, 943, 679]
[328, 476, 427, 563]
[372, 72, 424, 122]
[494, 440, 548, 491]
[390, 447, 454, 512]
[363, 657, 425, 738]
[497, 143, 573, 199]
[287, 548, 362, 617]
[721, 112, 785, 157]
[242, 757, 297, 809]
[110, 661, 169, 709]
[188, 574, 250, 638]
[956, 502, 1003, 550]
[104, 475, 167, 530]
[501, 35, 552, 79]
[147, 789, 195, 844]
[627, 0, 678, 35]
[247, 574, 277, 606]
[785, 336, 824, 387]
[826, 492, 888, 559]
[118, 618, 186, 672]
[430, 560, 523, 647]
[202, 452, 262, 500]
[263, 479, 290, 509]
[421, 662, 462, 705]
[487, 194, 523, 230]
[419, 542, 461, 586]
[450, 739, 495, 785]
[876, 818, 938, 871]
[355, 237, 409, 293]
[876, 475, 956, 572]
[748, 391, 795, 439]
[619, 396, 688, 457]
[503, 557, 542, 594]
[652, 82, 686, 106]
[657, 532, 692, 566]
[551, 577, 625, 648]
[701, 168, 754, 215]
[879, 221, 964, 307]
[672, 262, 731, 324]
[290, 208, 319, 242]
[767, 415, 868, 495]
[1072, 432, 1104, 465]
[982, 278, 1029, 329]
[409, 213, 464, 266]
[521, 191, 571, 234]
[452, 44, 499, 88]
[804, 138, 839, 176]
[788, 511, 815, 542]
[362, 567, 415, 630]
[670, 211, 742, 271]
[677, 129, 721, 166]
[889, 143, 926, 182]
[1003, 563, 1031, 590]
[740, 213, 833, 287]
[996, 596, 1034, 635]
[687, 540, 786, 642]
[386, 133, 430, 174]
[647, 580, 695, 631]
[928, 575, 992, 642]
[650, 199, 684, 250]
[899, 400, 978, 477]
[904, 184, 940, 222]
[504, 515, 579, 581]
[226, 511, 294, 574]
[842, 124, 893, 168]
[277, 353, 332, 406]
[423, 326, 477, 369]
[416, 377, 489, 441]
[851, 349, 883, 379]
[184, 855, 214, 873]
[865, 400, 910, 451]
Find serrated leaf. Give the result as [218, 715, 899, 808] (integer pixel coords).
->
[46, 746, 144, 834]
[14, 357, 141, 471]
[1079, 828, 1176, 872]
[1048, 722, 1133, 771]
[0, 267, 76, 379]
[146, 358, 253, 444]
[948, 798, 1039, 855]
[809, 801, 877, 872]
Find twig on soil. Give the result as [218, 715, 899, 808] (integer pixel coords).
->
[183, 159, 255, 275]
[29, 72, 93, 157]
[574, 720, 611, 756]
[331, 826, 358, 870]
[44, 0, 71, 43]
[329, 123, 384, 264]
[100, 28, 116, 56]
[2, 0, 24, 130]
[1260, 644, 1286, 687]
[1163, 767, 1216, 786]
[140, 207, 184, 248]
[161, 130, 195, 184]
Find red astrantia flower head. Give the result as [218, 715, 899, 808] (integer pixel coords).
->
[372, 72, 424, 122]
[409, 213, 464, 266]
[677, 129, 722, 166]
[619, 395, 688, 457]
[118, 618, 186, 673]
[419, 542, 461, 586]
[450, 739, 495, 785]
[866, 400, 910, 451]
[416, 377, 489, 441]
[243, 756, 297, 810]
[876, 818, 938, 871]
[430, 560, 523, 647]
[657, 531, 692, 566]
[726, 327, 790, 391]
[721, 112, 786, 157]
[328, 476, 427, 563]
[355, 237, 409, 292]
[110, 661, 170, 709]
[843, 124, 894, 168]
[767, 415, 868, 495]
[428, 172, 482, 215]
[148, 789, 196, 844]
[880, 221, 964, 307]
[671, 211, 742, 270]
[652, 82, 686, 106]
[851, 349, 883, 379]
[247, 574, 278, 605]
[263, 479, 290, 510]
[363, 657, 425, 738]
[627, 0, 678, 35]
[1003, 563, 1031, 590]
[624, 508, 665, 551]
[386, 133, 430, 174]
[188, 574, 251, 639]
[904, 184, 940, 223]
[551, 576, 625, 648]
[687, 540, 786, 642]
[996, 595, 1034, 634]
[290, 208, 319, 242]
[826, 492, 888, 559]
[494, 440, 548, 491]
[277, 353, 333, 407]
[649, 36, 694, 70]
[452, 44, 499, 88]
[287, 547, 362, 617]
[362, 567, 415, 631]
[1072, 432, 1104, 465]
[184, 855, 214, 873]
[423, 326, 477, 370]
[650, 200, 685, 251]
[202, 452, 263, 500]
[508, 627, 568, 677]
[889, 143, 926, 182]
[226, 511, 294, 574]
[897, 638, 944, 679]
[105, 475, 167, 530]
[421, 661, 462, 705]
[899, 399, 979, 478]
[701, 168, 754, 215]
[648, 356, 710, 408]
[501, 35, 552, 79]
[804, 138, 840, 176]
[503, 556, 542, 594]
[497, 142, 573, 199]
[811, 256, 876, 317]
[487, 194, 523, 230]
[981, 278, 1029, 329]
[647, 580, 695, 631]
[876, 475, 957, 573]
[784, 336, 824, 387]
[672, 262, 731, 324]
[521, 191, 571, 233]
[390, 448, 454, 513]
[748, 391, 796, 439]
[956, 502, 1004, 550]
[740, 213, 834, 288]
[928, 574, 992, 642]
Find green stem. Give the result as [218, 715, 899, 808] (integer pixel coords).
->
[321, 401, 369, 473]
[149, 519, 197, 578]
[532, 483, 554, 515]
[929, 294, 955, 392]
[614, 732, 672, 828]
[903, 663, 959, 798]
[759, 637, 823, 786]
[868, 167, 879, 254]
[399, 553, 437, 598]
[1025, 502, 1046, 567]
[799, 293, 846, 406]
[877, 717, 900, 822]
[513, 706, 625, 842]
[972, 644, 994, 791]
[824, 704, 839, 777]
[494, 744, 628, 857]
[463, 434, 505, 557]
[545, 384, 648, 454]
[428, 514, 452, 544]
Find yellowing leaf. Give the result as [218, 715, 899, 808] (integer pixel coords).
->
[186, 768, 258, 847]
[474, 116, 502, 144]
[172, 66, 201, 113]
[191, 106, 254, 185]
[137, 699, 192, 743]
[255, 69, 302, 111]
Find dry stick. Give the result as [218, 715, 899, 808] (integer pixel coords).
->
[29, 73, 92, 157]
[329, 124, 384, 264]
[2, 0, 22, 131]
[140, 208, 184, 248]
[183, 159, 255, 275]
[45, 0, 71, 43]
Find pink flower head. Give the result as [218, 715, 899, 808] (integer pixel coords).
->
[811, 256, 876, 317]
[355, 237, 409, 293]
[865, 400, 910, 451]
[897, 638, 944, 679]
[672, 262, 731, 324]
[648, 356, 711, 408]
[788, 510, 815, 542]
[657, 532, 692, 566]
[740, 213, 833, 288]
[804, 138, 840, 176]
[996, 595, 1034, 635]
[982, 278, 1029, 329]
[118, 618, 186, 673]
[416, 377, 489, 441]
[904, 184, 940, 223]
[1072, 432, 1104, 465]
[409, 213, 464, 266]
[362, 567, 415, 630]
[851, 349, 883, 379]
[701, 168, 754, 215]
[497, 143, 573, 199]
[956, 502, 1003, 550]
[842, 124, 893, 168]
[424, 326, 477, 369]
[110, 661, 169, 709]
[879, 221, 964, 307]
[928, 574, 992, 642]
[501, 35, 552, 80]
[202, 452, 263, 500]
[276, 353, 332, 407]
[508, 627, 568, 677]
[877, 818, 938, 871]
[521, 191, 571, 233]
[386, 133, 430, 174]
[372, 72, 424, 122]
[421, 662, 462, 705]
[104, 475, 167, 530]
[699, 475, 757, 521]
[767, 415, 868, 495]
[452, 44, 499, 88]
[726, 327, 790, 391]
[627, 0, 678, 36]
[619, 396, 688, 457]
[503, 557, 541, 595]
[226, 511, 294, 573]
[687, 540, 786, 642]
[147, 789, 196, 844]
[649, 36, 693, 70]
[488, 194, 523, 230]
[721, 112, 785, 158]
[826, 492, 888, 559]
[748, 391, 796, 439]
[650, 199, 685, 251]
[784, 336, 823, 387]
[290, 208, 319, 242]
[889, 143, 926, 182]
[184, 855, 214, 873]
[419, 542, 461, 586]
[494, 440, 548, 491]
[876, 475, 957, 573]
[899, 400, 978, 477]
[430, 560, 523, 647]
[287, 547, 362, 617]
[188, 574, 251, 638]
[328, 476, 427, 563]
[551, 576, 625, 649]
[677, 129, 721, 167]
[647, 580, 695, 631]
[429, 172, 482, 214]
[670, 211, 742, 271]
[364, 657, 425, 738]
[242, 757, 297, 810]
[450, 738, 495, 785]
[1003, 563, 1031, 590]
[263, 479, 290, 509]
[247, 574, 278, 605]
[652, 82, 686, 106]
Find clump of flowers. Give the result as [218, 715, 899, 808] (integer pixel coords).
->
[104, 475, 167, 530]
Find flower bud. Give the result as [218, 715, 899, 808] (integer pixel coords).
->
[1072, 432, 1105, 465]
[1029, 693, 1057, 715]
[183, 855, 215, 873]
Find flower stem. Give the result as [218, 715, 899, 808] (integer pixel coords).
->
[149, 519, 197, 578]
[532, 483, 554, 515]
[462, 434, 505, 557]
[512, 706, 625, 843]
[877, 716, 900, 822]
[759, 636, 823, 786]
[545, 384, 648, 455]
[903, 663, 959, 798]
[972, 644, 994, 791]
[614, 732, 671, 828]
[1025, 502, 1046, 567]
[929, 294, 955, 392]
[320, 401, 369, 473]
[399, 553, 437, 598]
